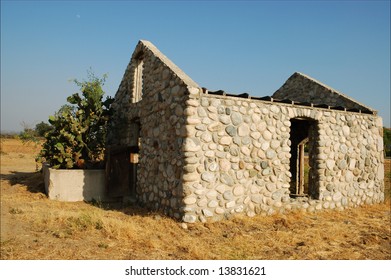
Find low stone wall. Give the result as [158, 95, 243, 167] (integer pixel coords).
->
[43, 164, 107, 202]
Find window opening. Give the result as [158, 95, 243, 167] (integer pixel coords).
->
[133, 52, 144, 103]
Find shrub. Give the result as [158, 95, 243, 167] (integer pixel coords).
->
[35, 121, 53, 137]
[37, 71, 113, 169]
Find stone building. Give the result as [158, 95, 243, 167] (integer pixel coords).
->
[106, 40, 384, 223]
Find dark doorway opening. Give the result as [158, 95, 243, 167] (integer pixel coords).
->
[106, 146, 139, 198]
[106, 120, 140, 199]
[289, 118, 319, 199]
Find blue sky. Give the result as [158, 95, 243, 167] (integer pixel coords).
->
[1, 0, 390, 132]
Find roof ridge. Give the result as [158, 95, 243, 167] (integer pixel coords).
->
[273, 72, 376, 113]
[137, 40, 199, 88]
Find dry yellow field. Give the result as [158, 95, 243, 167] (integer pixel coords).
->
[1, 138, 390, 260]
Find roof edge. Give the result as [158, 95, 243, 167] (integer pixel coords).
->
[138, 40, 199, 88]
[273, 72, 377, 114]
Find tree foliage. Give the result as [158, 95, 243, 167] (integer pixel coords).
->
[35, 121, 53, 137]
[18, 122, 38, 142]
[37, 71, 113, 169]
[384, 127, 391, 157]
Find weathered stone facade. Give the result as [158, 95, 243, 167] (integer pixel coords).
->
[107, 40, 384, 223]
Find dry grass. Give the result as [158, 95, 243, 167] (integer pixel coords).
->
[1, 139, 390, 260]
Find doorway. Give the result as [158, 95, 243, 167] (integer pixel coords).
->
[106, 119, 141, 198]
[289, 118, 318, 198]
[106, 146, 139, 198]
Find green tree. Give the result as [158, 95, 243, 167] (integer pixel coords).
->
[35, 121, 53, 137]
[37, 71, 114, 169]
[19, 122, 39, 142]
[384, 127, 391, 157]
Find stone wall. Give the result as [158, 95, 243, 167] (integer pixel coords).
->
[108, 41, 200, 219]
[181, 92, 384, 223]
[272, 72, 375, 113]
[108, 40, 384, 223]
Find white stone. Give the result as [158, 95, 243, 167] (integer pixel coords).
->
[208, 122, 222, 132]
[183, 215, 196, 223]
[345, 171, 354, 183]
[202, 209, 214, 217]
[183, 172, 199, 182]
[333, 192, 342, 202]
[251, 194, 262, 204]
[233, 186, 245, 196]
[241, 146, 251, 156]
[201, 132, 212, 143]
[197, 199, 207, 207]
[315, 204, 323, 210]
[206, 190, 217, 198]
[219, 159, 231, 171]
[216, 185, 226, 194]
[184, 196, 197, 205]
[326, 160, 335, 170]
[187, 117, 201, 125]
[250, 131, 261, 139]
[231, 112, 243, 126]
[187, 86, 200, 95]
[209, 162, 218, 172]
[377, 165, 384, 180]
[226, 201, 236, 208]
[263, 130, 272, 140]
[207, 106, 217, 113]
[261, 142, 270, 151]
[349, 159, 356, 170]
[252, 114, 260, 123]
[257, 121, 266, 132]
[377, 136, 384, 152]
[197, 107, 207, 118]
[238, 124, 250, 137]
[318, 153, 327, 160]
[266, 183, 276, 192]
[342, 126, 350, 137]
[270, 105, 280, 113]
[220, 136, 232, 145]
[266, 150, 276, 159]
[201, 172, 215, 182]
[219, 115, 231, 124]
[205, 150, 215, 157]
[270, 140, 280, 149]
[209, 113, 218, 121]
[183, 137, 201, 152]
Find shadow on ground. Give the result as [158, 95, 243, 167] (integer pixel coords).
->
[0, 171, 45, 194]
[1, 171, 172, 220]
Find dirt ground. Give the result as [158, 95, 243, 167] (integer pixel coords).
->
[1, 138, 390, 260]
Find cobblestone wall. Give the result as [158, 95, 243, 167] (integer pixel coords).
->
[181, 92, 384, 222]
[272, 72, 375, 112]
[108, 40, 199, 218]
[108, 40, 384, 223]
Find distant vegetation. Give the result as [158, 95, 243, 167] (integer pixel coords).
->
[18, 121, 52, 142]
[384, 127, 391, 157]
[0, 122, 53, 142]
